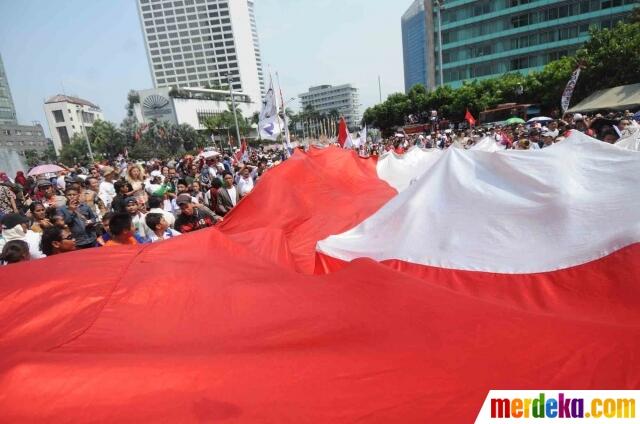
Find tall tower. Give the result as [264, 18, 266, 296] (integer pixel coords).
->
[136, 0, 264, 105]
[0, 53, 18, 125]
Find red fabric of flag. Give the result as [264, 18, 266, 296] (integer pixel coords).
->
[465, 108, 476, 127]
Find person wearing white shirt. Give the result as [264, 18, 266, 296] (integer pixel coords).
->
[124, 197, 150, 241]
[147, 196, 176, 228]
[216, 172, 240, 216]
[236, 167, 254, 197]
[145, 213, 181, 243]
[56, 173, 67, 192]
[98, 167, 118, 210]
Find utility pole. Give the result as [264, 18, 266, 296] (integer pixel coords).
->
[378, 76, 382, 103]
[226, 73, 242, 149]
[76, 106, 94, 163]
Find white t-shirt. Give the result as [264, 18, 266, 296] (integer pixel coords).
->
[227, 186, 238, 206]
[56, 175, 66, 191]
[148, 207, 176, 228]
[131, 213, 149, 240]
[148, 228, 181, 243]
[98, 181, 116, 209]
[237, 176, 254, 197]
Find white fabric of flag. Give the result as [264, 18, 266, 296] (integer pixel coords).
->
[259, 77, 284, 141]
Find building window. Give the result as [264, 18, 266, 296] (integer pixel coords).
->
[57, 126, 70, 145]
[52, 110, 65, 123]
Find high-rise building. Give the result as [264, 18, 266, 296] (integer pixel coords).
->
[402, 1, 428, 93]
[43, 95, 105, 154]
[405, 0, 637, 90]
[0, 53, 17, 125]
[136, 0, 265, 112]
[299, 84, 361, 130]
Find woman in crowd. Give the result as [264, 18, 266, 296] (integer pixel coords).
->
[1, 240, 30, 265]
[190, 181, 204, 205]
[28, 202, 55, 233]
[126, 164, 147, 208]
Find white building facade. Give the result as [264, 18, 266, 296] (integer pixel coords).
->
[133, 86, 258, 131]
[299, 84, 361, 130]
[136, 0, 265, 107]
[43, 95, 104, 154]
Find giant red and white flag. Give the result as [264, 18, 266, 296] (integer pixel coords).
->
[337, 117, 353, 148]
[1, 132, 639, 423]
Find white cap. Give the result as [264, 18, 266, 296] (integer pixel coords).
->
[573, 113, 584, 121]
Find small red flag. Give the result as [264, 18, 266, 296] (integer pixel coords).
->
[465, 109, 476, 127]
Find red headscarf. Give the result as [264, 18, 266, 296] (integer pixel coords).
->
[15, 171, 28, 187]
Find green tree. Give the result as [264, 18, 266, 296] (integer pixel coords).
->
[23, 149, 40, 168]
[59, 134, 90, 166]
[126, 90, 140, 118]
[572, 21, 640, 102]
[88, 119, 127, 159]
[40, 144, 58, 163]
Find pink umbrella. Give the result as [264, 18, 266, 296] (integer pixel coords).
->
[27, 164, 65, 177]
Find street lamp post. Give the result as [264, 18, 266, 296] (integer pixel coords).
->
[225, 73, 243, 149]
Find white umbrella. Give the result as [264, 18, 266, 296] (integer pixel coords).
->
[198, 151, 221, 159]
[27, 164, 65, 177]
[527, 116, 553, 123]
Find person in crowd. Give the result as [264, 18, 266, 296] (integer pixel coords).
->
[37, 180, 66, 209]
[1, 240, 30, 265]
[104, 213, 138, 246]
[0, 179, 17, 217]
[14, 171, 30, 194]
[174, 194, 220, 234]
[59, 187, 98, 249]
[145, 171, 167, 197]
[47, 208, 66, 229]
[40, 226, 76, 256]
[56, 170, 67, 192]
[126, 163, 147, 207]
[251, 159, 268, 182]
[145, 213, 181, 242]
[97, 212, 113, 246]
[216, 172, 240, 216]
[112, 181, 133, 214]
[83, 177, 107, 218]
[89, 167, 101, 181]
[204, 178, 223, 214]
[147, 195, 175, 228]
[124, 197, 149, 242]
[28, 202, 54, 233]
[601, 130, 619, 144]
[0, 213, 45, 259]
[237, 167, 254, 198]
[98, 166, 118, 210]
[190, 181, 204, 204]
[184, 163, 200, 186]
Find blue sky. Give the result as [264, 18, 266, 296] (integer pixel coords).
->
[0, 0, 405, 134]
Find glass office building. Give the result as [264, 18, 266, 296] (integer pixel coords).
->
[405, 0, 638, 90]
[0, 53, 17, 125]
[402, 0, 428, 92]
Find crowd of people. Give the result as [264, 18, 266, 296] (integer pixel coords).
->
[363, 110, 639, 155]
[1, 109, 639, 265]
[0, 149, 284, 265]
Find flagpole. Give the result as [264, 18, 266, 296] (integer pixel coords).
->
[270, 70, 287, 156]
[225, 72, 242, 150]
[275, 72, 291, 151]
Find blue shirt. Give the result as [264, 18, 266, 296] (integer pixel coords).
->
[59, 203, 97, 247]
